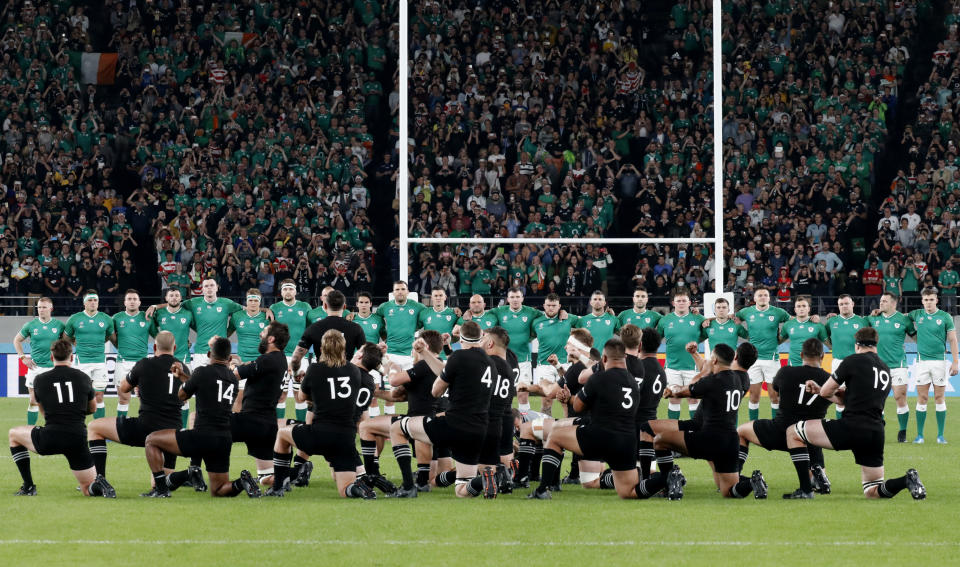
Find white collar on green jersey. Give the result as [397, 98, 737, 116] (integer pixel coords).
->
[838, 313, 856, 320]
[632, 307, 648, 314]
[795, 316, 810, 323]
[880, 312, 899, 318]
[715, 317, 731, 325]
[83, 310, 99, 318]
[508, 306, 523, 313]
[124, 310, 140, 317]
[755, 305, 772, 312]
[922, 309, 940, 316]
[282, 299, 298, 307]
[165, 305, 183, 314]
[433, 306, 447, 313]
[203, 297, 219, 304]
[673, 311, 690, 317]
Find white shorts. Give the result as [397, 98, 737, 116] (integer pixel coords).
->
[517, 361, 533, 385]
[891, 367, 909, 387]
[915, 360, 948, 387]
[191, 353, 210, 369]
[665, 368, 698, 389]
[830, 357, 843, 374]
[530, 416, 553, 441]
[76, 361, 108, 391]
[534, 363, 563, 384]
[748, 359, 781, 385]
[25, 366, 51, 389]
[115, 360, 138, 387]
[386, 353, 414, 371]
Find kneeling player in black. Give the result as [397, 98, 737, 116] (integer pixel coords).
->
[786, 327, 926, 499]
[8, 339, 114, 497]
[390, 321, 495, 498]
[473, 326, 516, 498]
[360, 330, 443, 494]
[267, 330, 374, 499]
[144, 337, 257, 498]
[88, 331, 184, 487]
[529, 338, 642, 500]
[737, 338, 833, 497]
[230, 322, 290, 491]
[641, 342, 762, 500]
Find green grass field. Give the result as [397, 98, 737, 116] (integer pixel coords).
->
[0, 397, 957, 566]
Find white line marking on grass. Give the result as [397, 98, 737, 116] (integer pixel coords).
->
[0, 540, 958, 547]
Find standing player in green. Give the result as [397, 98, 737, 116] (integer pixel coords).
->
[418, 288, 458, 352]
[64, 290, 116, 419]
[867, 292, 916, 442]
[618, 287, 662, 330]
[574, 291, 621, 351]
[486, 287, 541, 412]
[268, 280, 312, 421]
[229, 290, 269, 363]
[701, 297, 747, 351]
[656, 289, 705, 419]
[908, 287, 960, 444]
[825, 294, 871, 419]
[532, 294, 577, 386]
[354, 291, 389, 417]
[14, 297, 62, 425]
[453, 295, 497, 337]
[149, 288, 194, 428]
[375, 281, 427, 371]
[780, 296, 829, 367]
[737, 288, 790, 420]
[111, 290, 153, 418]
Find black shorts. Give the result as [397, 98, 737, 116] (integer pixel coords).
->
[31, 427, 92, 471]
[175, 430, 232, 474]
[575, 425, 637, 471]
[684, 430, 740, 473]
[231, 413, 278, 461]
[117, 416, 179, 468]
[432, 444, 452, 460]
[478, 416, 503, 466]
[292, 423, 358, 472]
[821, 419, 885, 468]
[423, 415, 485, 466]
[499, 412, 515, 456]
[677, 419, 699, 432]
[752, 419, 789, 452]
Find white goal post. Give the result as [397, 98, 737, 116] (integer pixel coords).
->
[398, 0, 724, 292]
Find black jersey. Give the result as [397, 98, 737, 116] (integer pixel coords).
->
[126, 354, 184, 430]
[404, 360, 439, 416]
[33, 366, 94, 433]
[301, 361, 361, 431]
[298, 317, 366, 359]
[558, 361, 588, 416]
[501, 350, 519, 417]
[236, 350, 287, 419]
[576, 367, 639, 435]
[353, 369, 377, 423]
[438, 347, 494, 431]
[634, 355, 666, 422]
[772, 365, 832, 426]
[181, 364, 237, 436]
[489, 355, 514, 419]
[832, 352, 890, 427]
[688, 369, 747, 432]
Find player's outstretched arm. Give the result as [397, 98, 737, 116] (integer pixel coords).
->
[948, 330, 959, 376]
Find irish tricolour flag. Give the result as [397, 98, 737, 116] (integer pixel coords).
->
[220, 32, 257, 46]
[70, 52, 119, 84]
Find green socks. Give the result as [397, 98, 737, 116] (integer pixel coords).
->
[937, 405, 946, 438]
[27, 407, 38, 425]
[897, 408, 909, 432]
[916, 404, 927, 437]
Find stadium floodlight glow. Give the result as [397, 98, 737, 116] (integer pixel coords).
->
[399, 0, 726, 295]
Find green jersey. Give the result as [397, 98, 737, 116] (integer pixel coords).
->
[269, 300, 312, 356]
[354, 313, 385, 343]
[112, 311, 152, 362]
[64, 311, 115, 364]
[867, 312, 915, 368]
[909, 309, 955, 361]
[574, 313, 620, 351]
[656, 312, 706, 370]
[307, 306, 352, 324]
[151, 306, 194, 363]
[376, 300, 427, 355]
[617, 308, 662, 330]
[488, 305, 541, 362]
[780, 318, 828, 366]
[184, 297, 243, 351]
[939, 270, 959, 295]
[702, 318, 747, 351]
[826, 315, 871, 359]
[737, 305, 790, 360]
[18, 318, 64, 368]
[532, 314, 575, 365]
[419, 307, 458, 335]
[229, 310, 269, 362]
[456, 311, 497, 330]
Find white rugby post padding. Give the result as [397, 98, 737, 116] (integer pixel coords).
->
[712, 0, 722, 292]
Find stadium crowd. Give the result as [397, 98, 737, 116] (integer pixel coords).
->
[0, 0, 398, 315]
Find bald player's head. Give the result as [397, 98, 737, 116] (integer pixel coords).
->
[154, 331, 176, 354]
